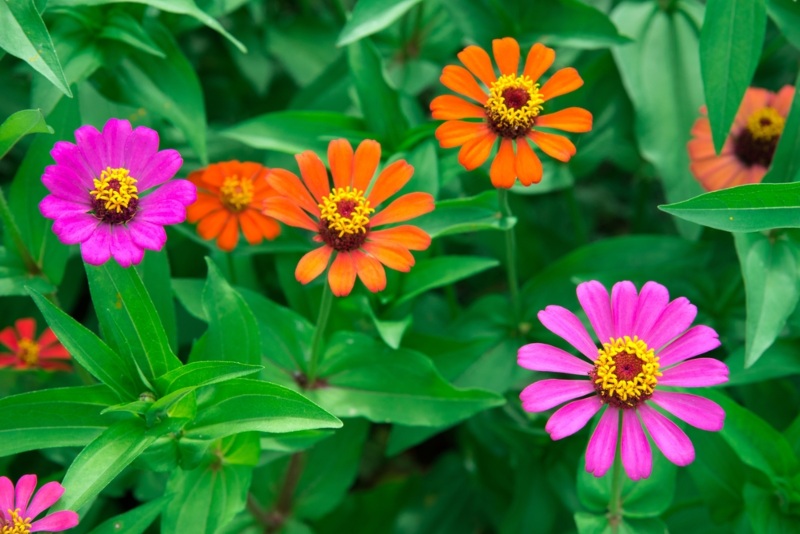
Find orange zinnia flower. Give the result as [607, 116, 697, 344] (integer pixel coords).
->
[187, 161, 282, 251]
[688, 85, 795, 191]
[431, 37, 593, 188]
[263, 139, 434, 297]
[0, 318, 71, 371]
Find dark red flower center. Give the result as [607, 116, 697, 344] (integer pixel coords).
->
[733, 107, 785, 168]
[90, 167, 139, 224]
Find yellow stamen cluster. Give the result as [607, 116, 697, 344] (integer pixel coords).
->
[318, 187, 374, 237]
[90, 167, 139, 213]
[593, 336, 661, 405]
[220, 175, 254, 212]
[16, 338, 39, 367]
[746, 107, 785, 141]
[485, 74, 544, 135]
[2, 509, 32, 534]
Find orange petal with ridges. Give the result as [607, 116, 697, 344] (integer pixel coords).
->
[216, 214, 240, 251]
[691, 117, 712, 138]
[435, 121, 489, 148]
[353, 140, 381, 193]
[696, 161, 746, 191]
[458, 132, 497, 170]
[362, 242, 414, 272]
[368, 225, 431, 250]
[748, 166, 768, 184]
[296, 246, 333, 284]
[244, 210, 281, 240]
[441, 65, 488, 103]
[772, 85, 795, 117]
[352, 250, 387, 293]
[493, 37, 520, 76]
[523, 43, 555, 82]
[197, 209, 230, 240]
[14, 319, 35, 341]
[296, 151, 331, 203]
[431, 95, 486, 120]
[458, 45, 496, 87]
[529, 130, 576, 162]
[490, 138, 516, 188]
[262, 197, 319, 232]
[187, 194, 224, 223]
[328, 252, 357, 296]
[267, 169, 318, 215]
[515, 139, 543, 185]
[540, 68, 584, 101]
[535, 107, 593, 133]
[368, 160, 414, 206]
[328, 139, 354, 189]
[239, 212, 265, 245]
[690, 154, 739, 178]
[370, 192, 434, 227]
[187, 169, 205, 187]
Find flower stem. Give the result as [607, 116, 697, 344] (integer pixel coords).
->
[608, 423, 624, 533]
[497, 189, 521, 325]
[0, 187, 41, 275]
[307, 286, 334, 385]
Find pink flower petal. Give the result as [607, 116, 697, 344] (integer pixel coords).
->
[611, 281, 637, 338]
[80, 226, 113, 266]
[657, 325, 720, 367]
[136, 149, 183, 191]
[517, 343, 593, 375]
[645, 297, 697, 350]
[537, 305, 598, 360]
[659, 358, 729, 387]
[545, 396, 603, 440]
[15, 474, 37, 516]
[125, 126, 160, 179]
[0, 476, 14, 513]
[30, 510, 79, 533]
[621, 409, 652, 481]
[649, 391, 725, 431]
[51, 212, 99, 245]
[137, 200, 187, 226]
[127, 220, 167, 251]
[109, 227, 144, 268]
[42, 165, 92, 201]
[102, 118, 132, 168]
[74, 124, 106, 176]
[577, 281, 614, 344]
[141, 179, 196, 208]
[520, 379, 595, 412]
[633, 282, 670, 341]
[40, 196, 91, 219]
[24, 481, 64, 520]
[639, 404, 695, 466]
[50, 141, 94, 179]
[585, 406, 619, 477]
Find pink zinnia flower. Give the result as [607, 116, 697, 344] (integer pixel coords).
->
[39, 118, 197, 267]
[0, 318, 71, 371]
[0, 474, 78, 533]
[518, 280, 728, 481]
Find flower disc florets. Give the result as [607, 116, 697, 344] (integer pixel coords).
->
[89, 167, 139, 224]
[589, 336, 661, 409]
[485, 74, 544, 138]
[219, 174, 254, 212]
[318, 187, 374, 251]
[734, 107, 785, 167]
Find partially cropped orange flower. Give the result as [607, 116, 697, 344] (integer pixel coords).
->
[689, 86, 795, 191]
[263, 139, 434, 297]
[187, 161, 281, 251]
[431, 37, 593, 188]
[0, 318, 71, 371]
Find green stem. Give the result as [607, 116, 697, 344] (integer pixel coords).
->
[0, 187, 40, 275]
[497, 189, 521, 325]
[608, 421, 624, 533]
[307, 287, 334, 385]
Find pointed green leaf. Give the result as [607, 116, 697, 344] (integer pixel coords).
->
[415, 191, 514, 238]
[395, 256, 499, 306]
[337, 0, 422, 46]
[135, 250, 178, 353]
[99, 10, 166, 58]
[155, 361, 263, 395]
[520, 0, 631, 49]
[767, 0, 800, 50]
[0, 109, 52, 159]
[87, 495, 169, 534]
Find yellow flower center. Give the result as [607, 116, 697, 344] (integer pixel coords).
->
[17, 338, 39, 367]
[318, 187, 374, 238]
[590, 336, 661, 409]
[485, 74, 544, 138]
[746, 107, 785, 141]
[1, 509, 31, 534]
[219, 175, 254, 212]
[90, 167, 139, 213]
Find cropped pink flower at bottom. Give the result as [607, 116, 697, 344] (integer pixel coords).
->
[518, 280, 728, 480]
[0, 474, 78, 532]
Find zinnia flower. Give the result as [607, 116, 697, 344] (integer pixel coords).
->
[431, 37, 592, 188]
[187, 161, 281, 251]
[0, 318, 70, 371]
[0, 474, 78, 533]
[518, 280, 728, 481]
[39, 118, 197, 267]
[688, 85, 795, 190]
[263, 139, 433, 297]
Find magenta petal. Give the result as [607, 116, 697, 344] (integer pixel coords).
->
[0, 476, 14, 514]
[646, 297, 697, 350]
[102, 118, 132, 168]
[40, 196, 91, 220]
[127, 220, 167, 251]
[520, 379, 595, 412]
[51, 213, 98, 245]
[577, 281, 614, 344]
[537, 305, 598, 360]
[80, 226, 113, 266]
[649, 391, 725, 432]
[42, 165, 92, 201]
[124, 126, 160, 179]
[585, 406, 619, 477]
[621, 409, 652, 481]
[15, 474, 37, 516]
[137, 149, 183, 191]
[657, 325, 720, 367]
[74, 124, 106, 176]
[141, 179, 196, 207]
[633, 282, 670, 340]
[109, 228, 144, 268]
[518, 343, 593, 374]
[24, 481, 64, 520]
[611, 281, 637, 338]
[30, 510, 79, 533]
[659, 358, 729, 387]
[639, 404, 695, 466]
[545, 395, 603, 440]
[50, 141, 94, 179]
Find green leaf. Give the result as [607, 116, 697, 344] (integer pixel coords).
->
[135, 250, 178, 353]
[659, 183, 800, 232]
[0, 109, 52, 159]
[520, 0, 631, 49]
[734, 233, 800, 367]
[700, 0, 766, 153]
[744, 483, 800, 534]
[0, 0, 71, 96]
[337, 0, 422, 46]
[763, 70, 800, 183]
[99, 10, 166, 58]
[726, 340, 800, 386]
[767, 0, 800, 50]
[29, 288, 142, 400]
[509, 158, 574, 196]
[87, 495, 169, 534]
[393, 256, 499, 306]
[0, 385, 119, 456]
[415, 191, 513, 238]
[155, 361, 263, 395]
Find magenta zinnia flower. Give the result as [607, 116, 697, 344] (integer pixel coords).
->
[518, 280, 728, 481]
[0, 474, 78, 533]
[39, 118, 197, 267]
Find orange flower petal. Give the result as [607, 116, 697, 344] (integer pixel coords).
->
[738, 87, 770, 121]
[328, 251, 357, 297]
[368, 160, 414, 206]
[694, 158, 747, 191]
[267, 169, 319, 216]
[197, 209, 230, 241]
[690, 154, 740, 179]
[201, 165, 226, 187]
[217, 215, 240, 251]
[370, 192, 434, 227]
[528, 130, 577, 162]
[523, 43, 555, 82]
[187, 169, 205, 187]
[243, 209, 281, 241]
[458, 132, 497, 170]
[493, 37, 520, 76]
[747, 166, 768, 184]
[691, 116, 712, 138]
[771, 85, 795, 117]
[328, 138, 354, 189]
[430, 95, 487, 120]
[687, 138, 718, 161]
[187, 193, 224, 223]
[441, 65, 488, 103]
[262, 197, 319, 232]
[362, 242, 414, 272]
[368, 225, 431, 251]
[15, 318, 35, 340]
[352, 250, 387, 293]
[353, 140, 382, 193]
[535, 107, 593, 133]
[296, 245, 333, 284]
[435, 121, 490, 148]
[540, 68, 584, 101]
[490, 138, 516, 189]
[296, 151, 331, 204]
[515, 139, 543, 186]
[238, 211, 265, 245]
[458, 45, 496, 87]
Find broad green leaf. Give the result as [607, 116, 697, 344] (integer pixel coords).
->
[135, 250, 178, 353]
[99, 10, 166, 58]
[744, 483, 800, 534]
[726, 340, 800, 386]
[0, 0, 71, 96]
[687, 430, 746, 524]
[763, 70, 800, 184]
[88, 495, 169, 534]
[700, 0, 766, 153]
[0, 385, 120, 456]
[29, 288, 142, 399]
[767, 0, 800, 50]
[155, 361, 263, 395]
[659, 183, 800, 232]
[520, 0, 631, 49]
[415, 191, 514, 238]
[0, 109, 52, 159]
[393, 256, 499, 306]
[734, 233, 800, 367]
[337, 0, 422, 46]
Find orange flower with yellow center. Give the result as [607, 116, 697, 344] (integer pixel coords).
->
[263, 139, 434, 297]
[431, 37, 593, 188]
[187, 161, 282, 251]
